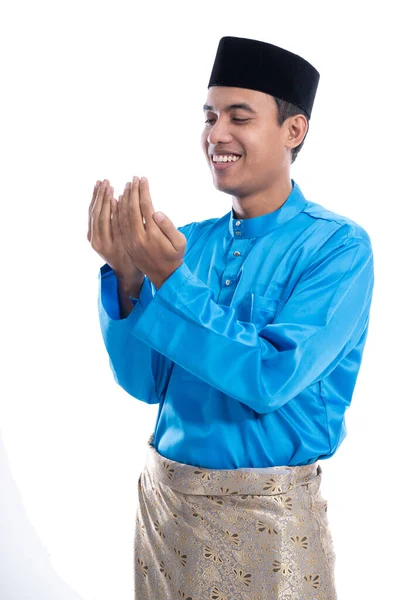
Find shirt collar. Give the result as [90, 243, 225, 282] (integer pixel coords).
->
[228, 178, 308, 239]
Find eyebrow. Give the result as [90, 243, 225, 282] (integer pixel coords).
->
[202, 102, 257, 114]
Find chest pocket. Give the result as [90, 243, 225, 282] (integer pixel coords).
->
[240, 292, 280, 329]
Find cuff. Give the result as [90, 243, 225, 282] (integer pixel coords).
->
[127, 261, 196, 339]
[98, 263, 156, 324]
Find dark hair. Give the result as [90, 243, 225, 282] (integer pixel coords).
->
[273, 97, 309, 164]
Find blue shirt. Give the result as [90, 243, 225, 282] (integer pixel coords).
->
[97, 178, 374, 469]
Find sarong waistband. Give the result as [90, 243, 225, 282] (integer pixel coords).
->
[144, 434, 322, 496]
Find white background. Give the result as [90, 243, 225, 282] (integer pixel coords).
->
[1, 1, 398, 598]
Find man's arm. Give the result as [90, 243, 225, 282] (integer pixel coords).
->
[125, 227, 375, 414]
[98, 265, 162, 404]
[97, 222, 197, 403]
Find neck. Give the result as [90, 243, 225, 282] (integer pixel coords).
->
[232, 175, 293, 220]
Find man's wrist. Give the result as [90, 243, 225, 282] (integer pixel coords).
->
[115, 272, 145, 318]
[115, 270, 144, 285]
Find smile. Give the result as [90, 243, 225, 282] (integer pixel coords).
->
[211, 155, 242, 171]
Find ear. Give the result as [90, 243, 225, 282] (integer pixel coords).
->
[286, 114, 308, 148]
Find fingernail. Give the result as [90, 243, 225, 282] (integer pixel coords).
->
[141, 177, 147, 183]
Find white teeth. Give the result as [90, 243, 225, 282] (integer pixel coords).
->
[212, 154, 241, 163]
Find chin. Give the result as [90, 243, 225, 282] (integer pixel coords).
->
[213, 180, 240, 195]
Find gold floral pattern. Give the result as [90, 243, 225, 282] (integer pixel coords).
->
[290, 535, 309, 550]
[153, 520, 166, 539]
[159, 560, 172, 580]
[263, 477, 283, 493]
[163, 462, 175, 480]
[134, 434, 337, 599]
[193, 468, 212, 481]
[256, 519, 279, 535]
[137, 558, 148, 578]
[233, 568, 252, 586]
[272, 559, 293, 575]
[224, 529, 240, 546]
[273, 495, 294, 511]
[189, 504, 206, 522]
[177, 591, 193, 600]
[304, 573, 321, 589]
[206, 494, 224, 505]
[203, 544, 223, 564]
[234, 470, 252, 481]
[173, 547, 188, 567]
[210, 586, 228, 600]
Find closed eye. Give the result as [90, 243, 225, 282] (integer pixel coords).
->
[204, 118, 250, 124]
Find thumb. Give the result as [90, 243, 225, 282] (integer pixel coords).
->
[153, 211, 166, 223]
[152, 211, 186, 247]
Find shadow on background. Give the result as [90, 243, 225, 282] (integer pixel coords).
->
[0, 430, 84, 599]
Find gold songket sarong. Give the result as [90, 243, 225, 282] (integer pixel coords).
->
[134, 434, 337, 599]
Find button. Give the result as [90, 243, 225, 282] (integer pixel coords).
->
[233, 251, 241, 256]
[235, 220, 241, 226]
[225, 279, 231, 286]
[235, 231, 242, 236]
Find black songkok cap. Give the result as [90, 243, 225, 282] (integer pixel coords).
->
[208, 36, 320, 120]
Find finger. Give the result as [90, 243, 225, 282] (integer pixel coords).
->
[121, 177, 143, 238]
[118, 182, 131, 228]
[91, 181, 109, 245]
[131, 177, 144, 230]
[109, 194, 119, 243]
[87, 180, 101, 241]
[99, 185, 114, 247]
[138, 177, 157, 232]
[111, 196, 123, 244]
[89, 180, 101, 212]
[110, 195, 117, 221]
[118, 183, 130, 240]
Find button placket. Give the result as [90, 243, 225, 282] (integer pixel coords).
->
[220, 218, 244, 298]
[233, 220, 242, 255]
[235, 219, 242, 237]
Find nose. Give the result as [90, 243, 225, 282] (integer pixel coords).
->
[207, 120, 233, 146]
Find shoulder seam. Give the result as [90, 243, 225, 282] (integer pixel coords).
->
[301, 207, 347, 227]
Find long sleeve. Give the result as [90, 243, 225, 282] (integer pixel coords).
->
[98, 265, 163, 403]
[97, 222, 197, 404]
[127, 229, 374, 414]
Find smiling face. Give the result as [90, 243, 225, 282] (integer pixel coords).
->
[201, 86, 305, 203]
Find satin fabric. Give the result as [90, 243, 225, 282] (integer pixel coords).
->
[98, 178, 374, 469]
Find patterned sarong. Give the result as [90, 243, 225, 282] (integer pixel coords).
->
[134, 434, 337, 599]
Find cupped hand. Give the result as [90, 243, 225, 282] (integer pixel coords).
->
[88, 179, 143, 279]
[116, 176, 186, 284]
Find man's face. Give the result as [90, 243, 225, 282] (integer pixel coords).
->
[201, 87, 292, 197]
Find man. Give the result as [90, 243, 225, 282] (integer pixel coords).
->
[89, 37, 374, 599]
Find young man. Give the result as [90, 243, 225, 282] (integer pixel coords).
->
[90, 37, 374, 599]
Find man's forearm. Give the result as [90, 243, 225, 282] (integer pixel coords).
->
[116, 274, 145, 319]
